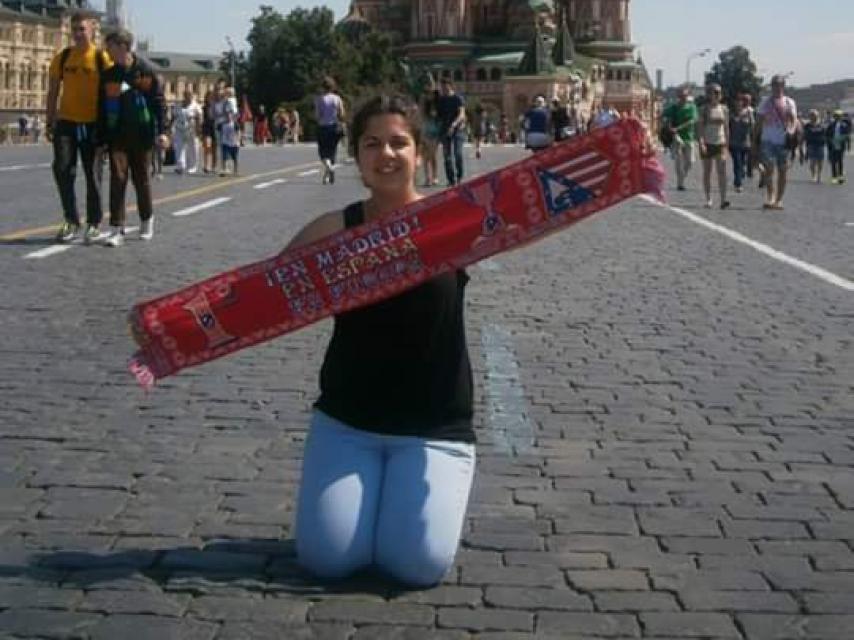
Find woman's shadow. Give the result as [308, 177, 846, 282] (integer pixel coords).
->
[16, 538, 405, 597]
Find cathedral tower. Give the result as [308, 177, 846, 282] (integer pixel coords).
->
[105, 0, 127, 30]
[566, 0, 633, 60]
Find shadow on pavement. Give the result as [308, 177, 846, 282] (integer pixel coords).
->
[14, 539, 410, 597]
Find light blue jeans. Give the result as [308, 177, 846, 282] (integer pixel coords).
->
[295, 410, 476, 587]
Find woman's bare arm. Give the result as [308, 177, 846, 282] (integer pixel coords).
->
[282, 210, 345, 253]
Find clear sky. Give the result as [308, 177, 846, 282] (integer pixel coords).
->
[97, 0, 854, 88]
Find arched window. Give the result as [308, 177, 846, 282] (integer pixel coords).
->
[476, 67, 487, 81]
[490, 67, 501, 81]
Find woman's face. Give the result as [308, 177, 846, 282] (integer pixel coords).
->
[356, 114, 420, 196]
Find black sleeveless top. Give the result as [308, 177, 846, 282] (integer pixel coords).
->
[314, 202, 475, 442]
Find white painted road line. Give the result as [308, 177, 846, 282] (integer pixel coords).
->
[846, 222, 854, 227]
[171, 197, 232, 217]
[254, 178, 287, 190]
[24, 245, 72, 259]
[298, 169, 319, 177]
[22, 226, 138, 259]
[0, 162, 51, 172]
[641, 195, 854, 292]
[481, 323, 534, 454]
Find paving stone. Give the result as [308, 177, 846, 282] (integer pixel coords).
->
[536, 612, 640, 637]
[438, 607, 533, 631]
[309, 600, 435, 625]
[661, 537, 756, 556]
[86, 614, 219, 640]
[503, 550, 608, 569]
[77, 589, 191, 616]
[552, 506, 639, 535]
[754, 540, 850, 556]
[0, 609, 101, 638]
[637, 509, 722, 537]
[680, 589, 799, 613]
[461, 565, 564, 587]
[593, 591, 680, 612]
[187, 593, 308, 623]
[0, 584, 83, 609]
[738, 614, 854, 639]
[763, 569, 854, 592]
[159, 549, 268, 573]
[215, 623, 354, 640]
[391, 585, 483, 607]
[721, 519, 811, 539]
[802, 593, 854, 614]
[462, 532, 544, 551]
[353, 627, 470, 640]
[651, 569, 769, 591]
[484, 586, 592, 610]
[640, 612, 741, 638]
[567, 569, 649, 591]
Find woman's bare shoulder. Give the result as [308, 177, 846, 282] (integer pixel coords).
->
[284, 209, 345, 252]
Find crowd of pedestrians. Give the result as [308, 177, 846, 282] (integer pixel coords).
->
[661, 74, 851, 210]
[40, 18, 850, 251]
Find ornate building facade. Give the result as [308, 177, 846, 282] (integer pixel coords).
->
[1, 0, 224, 132]
[0, 0, 95, 118]
[344, 0, 654, 128]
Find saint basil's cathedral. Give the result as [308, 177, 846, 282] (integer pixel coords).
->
[341, 0, 656, 128]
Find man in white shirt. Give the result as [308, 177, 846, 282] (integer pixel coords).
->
[755, 75, 798, 209]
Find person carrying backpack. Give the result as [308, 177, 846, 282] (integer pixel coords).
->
[45, 11, 112, 244]
[98, 29, 166, 247]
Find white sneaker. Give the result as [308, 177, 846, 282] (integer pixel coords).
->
[140, 217, 154, 241]
[104, 227, 125, 247]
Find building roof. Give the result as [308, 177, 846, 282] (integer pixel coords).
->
[138, 51, 221, 75]
[473, 51, 525, 65]
[0, 0, 96, 21]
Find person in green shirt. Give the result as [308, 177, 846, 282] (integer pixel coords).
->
[662, 86, 699, 191]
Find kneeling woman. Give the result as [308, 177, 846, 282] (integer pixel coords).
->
[286, 95, 476, 588]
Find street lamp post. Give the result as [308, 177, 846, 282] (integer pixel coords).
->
[225, 36, 236, 89]
[685, 48, 712, 86]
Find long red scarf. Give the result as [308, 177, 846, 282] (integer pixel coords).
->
[129, 118, 664, 389]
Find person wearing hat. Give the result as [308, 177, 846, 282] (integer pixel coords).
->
[826, 109, 851, 184]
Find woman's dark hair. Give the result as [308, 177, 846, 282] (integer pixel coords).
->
[350, 95, 422, 158]
[105, 28, 134, 49]
[321, 76, 337, 93]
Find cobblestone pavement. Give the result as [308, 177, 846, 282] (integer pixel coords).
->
[1, 143, 852, 639]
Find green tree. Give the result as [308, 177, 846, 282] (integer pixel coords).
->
[704, 46, 764, 110]
[241, 5, 404, 138]
[219, 49, 249, 96]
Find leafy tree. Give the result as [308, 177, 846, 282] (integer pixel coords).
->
[704, 46, 764, 110]
[219, 49, 249, 96]
[238, 5, 404, 138]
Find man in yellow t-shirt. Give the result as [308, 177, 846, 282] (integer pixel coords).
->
[46, 11, 112, 243]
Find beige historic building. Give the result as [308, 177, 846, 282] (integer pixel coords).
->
[343, 0, 655, 128]
[136, 44, 221, 105]
[1, 0, 223, 130]
[0, 1, 96, 118]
